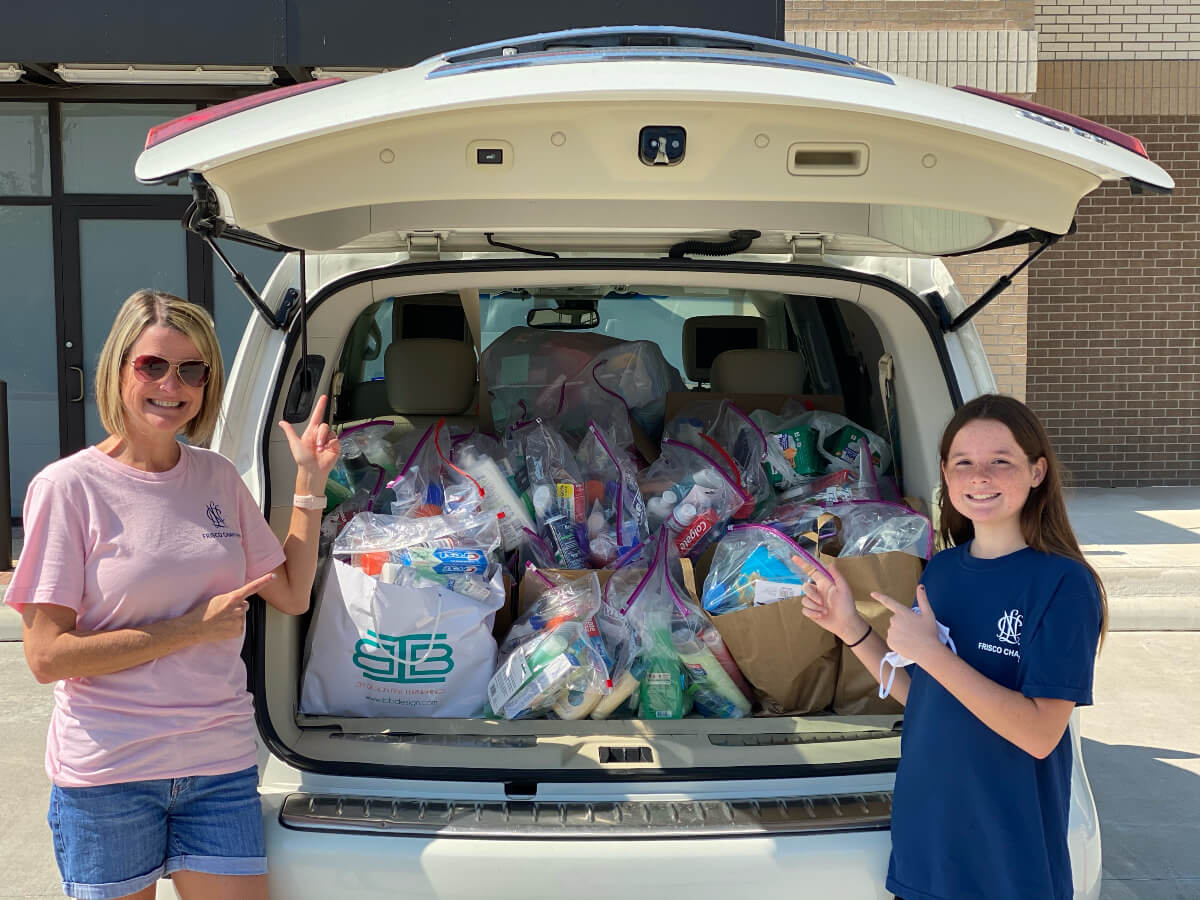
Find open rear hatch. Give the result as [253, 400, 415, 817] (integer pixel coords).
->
[136, 26, 1172, 260]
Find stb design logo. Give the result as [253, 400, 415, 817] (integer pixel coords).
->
[205, 501, 227, 528]
[353, 631, 454, 683]
[997, 609, 1023, 645]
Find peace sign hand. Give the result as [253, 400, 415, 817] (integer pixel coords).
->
[872, 585, 942, 666]
[279, 394, 341, 492]
[799, 558, 867, 644]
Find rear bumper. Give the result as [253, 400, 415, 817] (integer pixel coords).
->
[261, 789, 895, 899]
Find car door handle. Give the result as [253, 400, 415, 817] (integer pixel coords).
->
[68, 366, 84, 403]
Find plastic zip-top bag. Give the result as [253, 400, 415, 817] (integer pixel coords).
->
[575, 420, 650, 566]
[701, 523, 824, 616]
[516, 419, 591, 569]
[667, 400, 774, 521]
[605, 529, 753, 718]
[824, 500, 935, 559]
[487, 569, 610, 720]
[636, 439, 751, 559]
[331, 506, 503, 604]
[451, 430, 535, 553]
[378, 419, 483, 518]
[480, 326, 685, 446]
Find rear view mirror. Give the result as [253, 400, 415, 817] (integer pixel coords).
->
[526, 307, 600, 329]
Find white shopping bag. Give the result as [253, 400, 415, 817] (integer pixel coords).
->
[300, 559, 504, 717]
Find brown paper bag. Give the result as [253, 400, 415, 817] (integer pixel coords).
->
[823, 551, 924, 716]
[710, 596, 840, 715]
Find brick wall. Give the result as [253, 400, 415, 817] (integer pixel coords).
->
[1026, 116, 1200, 486]
[1036, 0, 1200, 60]
[785, 0, 1035, 30]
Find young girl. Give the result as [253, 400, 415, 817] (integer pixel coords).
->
[802, 394, 1106, 900]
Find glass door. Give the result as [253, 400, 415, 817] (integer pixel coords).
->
[60, 204, 203, 452]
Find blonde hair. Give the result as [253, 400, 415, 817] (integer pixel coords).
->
[94, 290, 225, 444]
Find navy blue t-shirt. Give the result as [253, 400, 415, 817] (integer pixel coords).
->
[886, 543, 1103, 900]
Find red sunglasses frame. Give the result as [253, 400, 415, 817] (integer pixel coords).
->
[128, 354, 211, 388]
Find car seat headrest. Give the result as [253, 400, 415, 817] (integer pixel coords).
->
[385, 339, 477, 415]
[681, 315, 767, 383]
[710, 349, 807, 394]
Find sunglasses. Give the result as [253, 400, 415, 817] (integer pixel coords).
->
[128, 354, 211, 389]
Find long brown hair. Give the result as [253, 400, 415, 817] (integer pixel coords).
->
[936, 394, 1108, 644]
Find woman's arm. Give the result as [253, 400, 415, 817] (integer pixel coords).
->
[21, 573, 274, 683]
[876, 587, 1074, 758]
[800, 560, 911, 705]
[257, 395, 340, 616]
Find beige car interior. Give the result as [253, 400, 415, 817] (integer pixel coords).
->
[257, 267, 955, 773]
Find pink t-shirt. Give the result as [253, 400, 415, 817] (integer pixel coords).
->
[5, 443, 286, 787]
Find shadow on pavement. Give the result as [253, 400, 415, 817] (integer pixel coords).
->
[1083, 737, 1200, 898]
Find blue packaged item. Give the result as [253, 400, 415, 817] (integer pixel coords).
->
[701, 524, 824, 616]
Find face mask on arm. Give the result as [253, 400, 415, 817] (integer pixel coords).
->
[878, 607, 957, 699]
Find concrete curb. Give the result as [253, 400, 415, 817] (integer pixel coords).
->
[1095, 567, 1200, 632]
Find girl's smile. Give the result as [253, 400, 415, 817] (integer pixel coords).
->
[942, 418, 1046, 554]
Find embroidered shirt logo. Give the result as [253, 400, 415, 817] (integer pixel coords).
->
[997, 609, 1023, 646]
[201, 501, 240, 540]
[206, 501, 227, 528]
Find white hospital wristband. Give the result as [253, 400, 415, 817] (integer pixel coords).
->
[293, 494, 325, 510]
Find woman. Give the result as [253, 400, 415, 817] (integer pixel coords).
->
[6, 290, 339, 900]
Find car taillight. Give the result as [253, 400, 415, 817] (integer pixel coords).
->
[953, 85, 1149, 159]
[144, 78, 345, 149]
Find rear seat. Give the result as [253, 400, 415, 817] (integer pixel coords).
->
[380, 337, 479, 438]
[710, 348, 808, 394]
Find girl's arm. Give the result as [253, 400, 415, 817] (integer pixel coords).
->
[257, 395, 341, 616]
[875, 587, 1074, 759]
[800, 560, 911, 705]
[22, 573, 274, 683]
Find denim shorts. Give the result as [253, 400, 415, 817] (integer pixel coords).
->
[47, 765, 267, 900]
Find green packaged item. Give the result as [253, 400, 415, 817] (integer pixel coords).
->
[825, 425, 877, 467]
[639, 628, 685, 719]
[767, 425, 822, 485]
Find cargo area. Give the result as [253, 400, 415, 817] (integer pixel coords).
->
[244, 260, 967, 780]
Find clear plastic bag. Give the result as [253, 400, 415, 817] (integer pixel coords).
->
[605, 529, 752, 718]
[451, 431, 536, 553]
[332, 507, 503, 603]
[519, 419, 591, 568]
[481, 327, 685, 447]
[825, 500, 935, 560]
[487, 570, 610, 720]
[701, 523, 825, 616]
[339, 420, 401, 478]
[667, 401, 774, 522]
[575, 420, 650, 566]
[381, 419, 484, 518]
[636, 439, 751, 558]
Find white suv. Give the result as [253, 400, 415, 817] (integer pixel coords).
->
[136, 27, 1170, 900]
